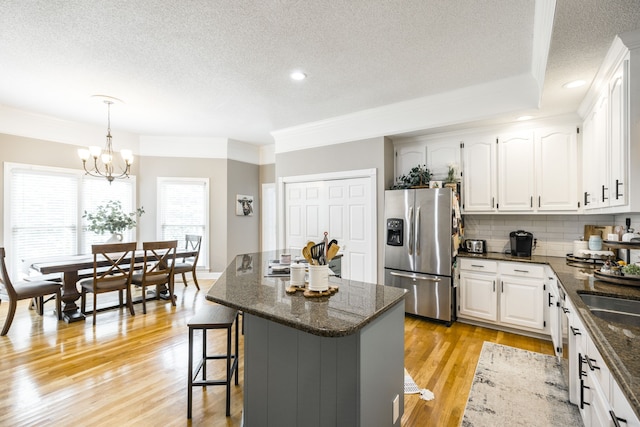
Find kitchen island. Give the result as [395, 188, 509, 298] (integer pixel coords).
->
[206, 251, 407, 427]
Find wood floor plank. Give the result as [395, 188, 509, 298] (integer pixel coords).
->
[0, 283, 553, 426]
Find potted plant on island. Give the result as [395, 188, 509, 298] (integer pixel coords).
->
[83, 200, 145, 243]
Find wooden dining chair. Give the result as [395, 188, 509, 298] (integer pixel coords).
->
[173, 234, 202, 290]
[131, 240, 177, 314]
[79, 242, 137, 326]
[0, 247, 62, 336]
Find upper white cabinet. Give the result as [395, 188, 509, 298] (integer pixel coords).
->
[461, 125, 578, 213]
[394, 144, 425, 181]
[497, 131, 535, 211]
[579, 31, 637, 213]
[535, 127, 579, 211]
[462, 135, 497, 212]
[425, 138, 461, 181]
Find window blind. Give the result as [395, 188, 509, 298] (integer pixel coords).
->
[6, 163, 135, 278]
[158, 178, 208, 267]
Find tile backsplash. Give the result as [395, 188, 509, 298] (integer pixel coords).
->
[463, 213, 640, 259]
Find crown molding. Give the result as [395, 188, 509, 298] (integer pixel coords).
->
[272, 74, 540, 154]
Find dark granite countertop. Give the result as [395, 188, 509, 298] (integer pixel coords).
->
[206, 251, 406, 338]
[458, 251, 640, 419]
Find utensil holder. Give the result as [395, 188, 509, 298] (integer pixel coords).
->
[308, 264, 329, 292]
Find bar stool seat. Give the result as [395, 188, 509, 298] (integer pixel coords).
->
[187, 304, 239, 419]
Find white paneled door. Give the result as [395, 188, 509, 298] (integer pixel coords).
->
[284, 176, 374, 283]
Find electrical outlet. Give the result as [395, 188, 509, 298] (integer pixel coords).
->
[392, 394, 399, 424]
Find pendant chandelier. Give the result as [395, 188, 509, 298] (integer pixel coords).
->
[78, 98, 133, 183]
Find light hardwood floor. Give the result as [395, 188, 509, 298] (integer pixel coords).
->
[0, 280, 553, 426]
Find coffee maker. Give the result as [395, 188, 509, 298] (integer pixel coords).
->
[510, 230, 534, 257]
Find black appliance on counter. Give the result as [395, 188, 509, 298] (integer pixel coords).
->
[510, 230, 534, 257]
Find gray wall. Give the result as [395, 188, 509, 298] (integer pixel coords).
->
[275, 136, 395, 282]
[227, 159, 260, 265]
[137, 155, 230, 271]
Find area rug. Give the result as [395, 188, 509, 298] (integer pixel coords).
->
[461, 342, 582, 427]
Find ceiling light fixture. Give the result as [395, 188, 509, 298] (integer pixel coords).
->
[78, 98, 132, 183]
[290, 71, 307, 81]
[562, 80, 586, 89]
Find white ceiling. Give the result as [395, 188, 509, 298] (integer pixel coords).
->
[0, 0, 639, 145]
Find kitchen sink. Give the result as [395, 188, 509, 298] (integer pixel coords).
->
[579, 293, 640, 327]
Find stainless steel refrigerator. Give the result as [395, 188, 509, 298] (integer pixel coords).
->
[384, 188, 456, 323]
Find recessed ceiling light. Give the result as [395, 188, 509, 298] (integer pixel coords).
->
[562, 80, 586, 89]
[290, 71, 307, 81]
[517, 115, 534, 121]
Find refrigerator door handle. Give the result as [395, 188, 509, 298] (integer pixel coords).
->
[389, 271, 442, 282]
[415, 206, 421, 256]
[408, 206, 414, 255]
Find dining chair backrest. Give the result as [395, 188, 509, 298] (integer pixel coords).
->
[0, 247, 16, 298]
[91, 242, 137, 287]
[182, 235, 202, 265]
[141, 240, 178, 284]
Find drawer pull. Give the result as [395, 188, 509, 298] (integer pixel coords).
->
[562, 307, 570, 314]
[548, 293, 553, 307]
[580, 379, 590, 409]
[570, 326, 581, 336]
[470, 264, 485, 268]
[609, 410, 627, 427]
[585, 356, 600, 371]
[514, 269, 529, 273]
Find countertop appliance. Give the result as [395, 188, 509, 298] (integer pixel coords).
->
[510, 230, 534, 257]
[465, 239, 486, 253]
[384, 188, 455, 323]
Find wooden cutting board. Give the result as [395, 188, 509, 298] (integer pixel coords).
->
[584, 225, 614, 240]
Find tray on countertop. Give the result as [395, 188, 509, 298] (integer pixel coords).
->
[594, 269, 640, 287]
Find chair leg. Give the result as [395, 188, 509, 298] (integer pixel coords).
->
[181, 272, 188, 286]
[38, 296, 45, 315]
[187, 327, 194, 419]
[126, 286, 135, 316]
[55, 290, 62, 320]
[169, 276, 176, 307]
[118, 289, 124, 308]
[191, 269, 200, 290]
[1, 299, 18, 336]
[81, 288, 87, 314]
[92, 293, 97, 326]
[141, 285, 147, 314]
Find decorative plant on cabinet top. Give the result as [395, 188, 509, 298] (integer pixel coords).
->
[392, 164, 431, 189]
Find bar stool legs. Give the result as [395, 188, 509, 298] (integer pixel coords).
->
[187, 305, 239, 419]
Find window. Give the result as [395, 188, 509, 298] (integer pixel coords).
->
[157, 177, 208, 268]
[4, 162, 136, 278]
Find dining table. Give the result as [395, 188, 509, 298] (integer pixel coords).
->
[27, 248, 198, 322]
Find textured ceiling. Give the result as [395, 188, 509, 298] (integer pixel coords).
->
[0, 1, 639, 145]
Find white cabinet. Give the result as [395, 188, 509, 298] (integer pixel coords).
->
[608, 59, 629, 208]
[547, 272, 563, 358]
[536, 127, 578, 211]
[497, 132, 535, 211]
[458, 259, 498, 321]
[580, 45, 630, 211]
[458, 259, 546, 333]
[461, 135, 497, 212]
[425, 139, 461, 182]
[394, 144, 425, 181]
[461, 125, 578, 213]
[564, 289, 640, 427]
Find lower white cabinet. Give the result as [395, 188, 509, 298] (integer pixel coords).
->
[458, 259, 546, 332]
[564, 293, 640, 427]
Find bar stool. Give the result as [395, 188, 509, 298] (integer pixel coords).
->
[187, 304, 239, 419]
